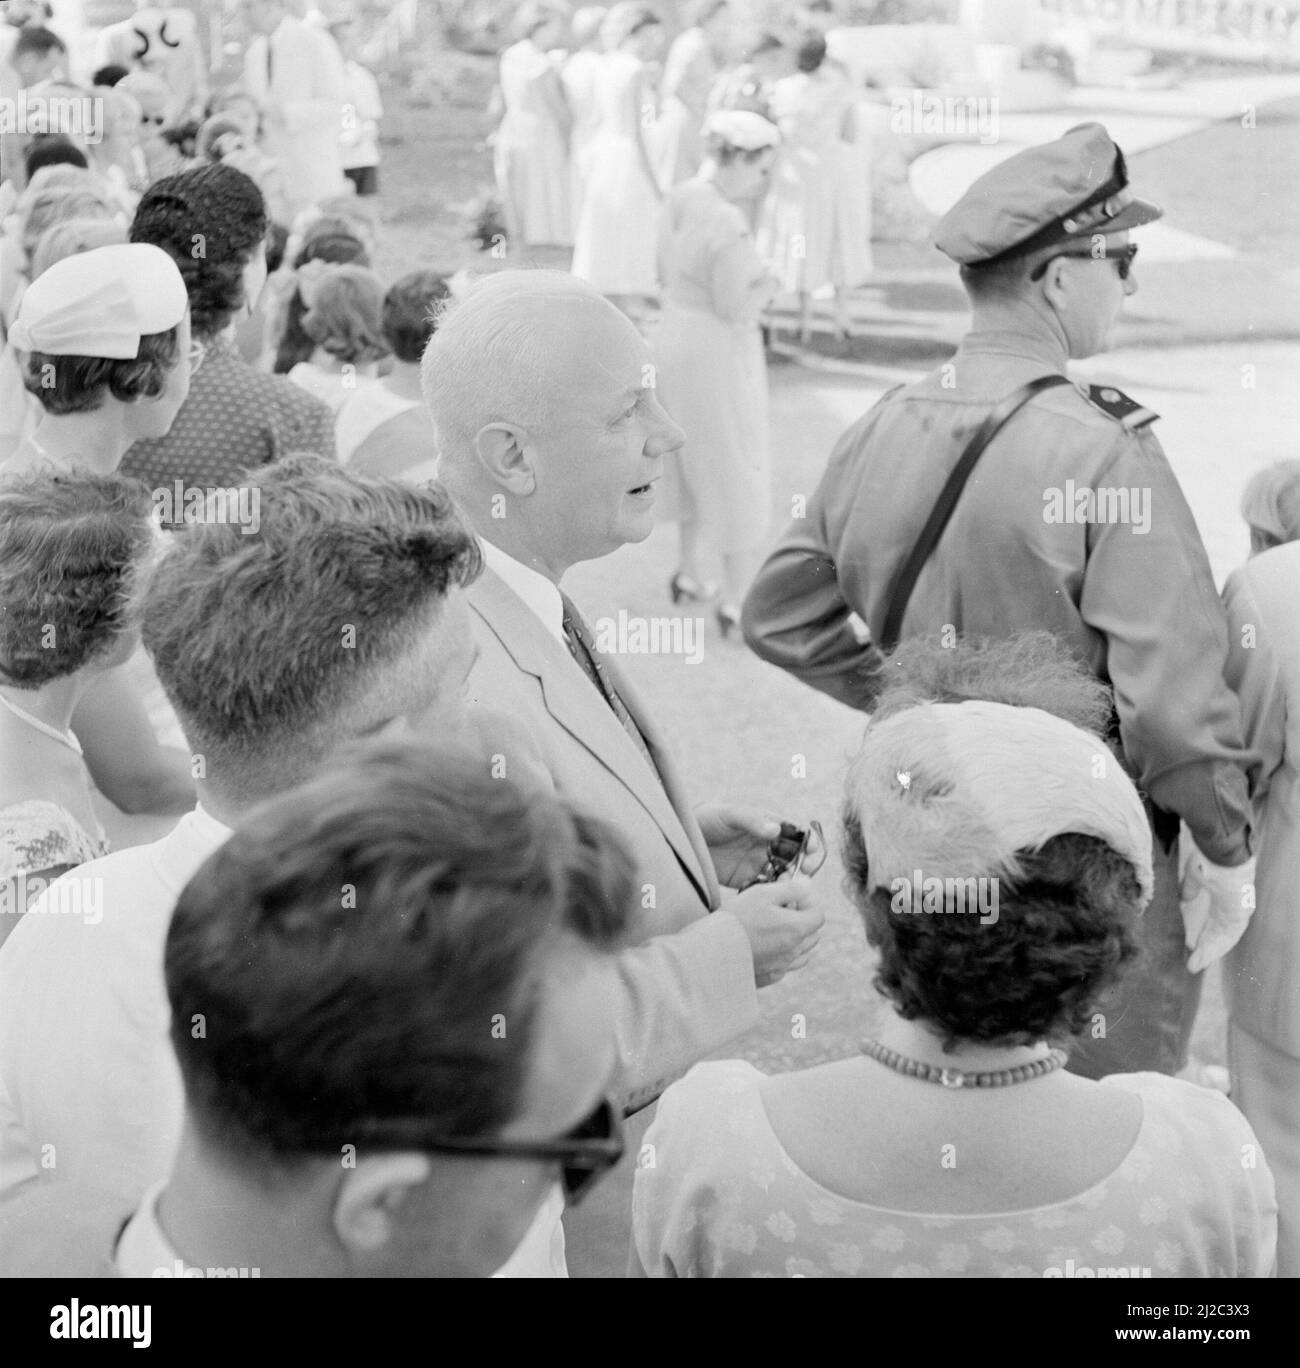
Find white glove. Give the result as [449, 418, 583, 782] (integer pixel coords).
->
[1177, 824, 1256, 973]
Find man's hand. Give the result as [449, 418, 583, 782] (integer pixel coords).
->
[1178, 827, 1256, 973]
[695, 804, 782, 889]
[730, 875, 823, 987]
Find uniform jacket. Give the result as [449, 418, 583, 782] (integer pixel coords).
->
[464, 566, 759, 1112]
[742, 315, 1253, 866]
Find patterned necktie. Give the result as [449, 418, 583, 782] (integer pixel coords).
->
[559, 592, 662, 784]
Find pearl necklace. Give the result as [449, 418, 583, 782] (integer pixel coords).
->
[0, 691, 84, 757]
[861, 1037, 1067, 1089]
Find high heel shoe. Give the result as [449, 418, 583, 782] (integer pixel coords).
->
[670, 571, 713, 605]
[716, 603, 741, 639]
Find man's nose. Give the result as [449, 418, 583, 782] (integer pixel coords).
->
[645, 397, 686, 455]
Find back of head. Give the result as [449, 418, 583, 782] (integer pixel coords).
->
[14, 24, 65, 64]
[1240, 459, 1300, 548]
[274, 223, 370, 372]
[20, 186, 119, 259]
[301, 264, 390, 366]
[23, 135, 88, 182]
[131, 163, 269, 339]
[872, 630, 1115, 736]
[30, 215, 128, 281]
[137, 456, 482, 804]
[421, 267, 615, 462]
[842, 698, 1150, 1049]
[795, 30, 826, 73]
[0, 471, 155, 689]
[165, 737, 633, 1174]
[91, 63, 130, 88]
[382, 269, 451, 364]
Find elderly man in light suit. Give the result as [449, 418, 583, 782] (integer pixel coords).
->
[422, 269, 825, 1275]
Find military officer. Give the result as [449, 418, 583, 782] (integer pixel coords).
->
[741, 122, 1256, 1080]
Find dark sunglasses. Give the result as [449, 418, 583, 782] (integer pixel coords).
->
[1032, 243, 1138, 282]
[349, 1094, 625, 1205]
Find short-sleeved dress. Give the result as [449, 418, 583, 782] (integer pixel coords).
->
[653, 179, 773, 555]
[632, 1059, 1278, 1277]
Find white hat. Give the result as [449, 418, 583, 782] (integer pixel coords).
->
[847, 700, 1154, 906]
[8, 242, 188, 359]
[703, 110, 780, 152]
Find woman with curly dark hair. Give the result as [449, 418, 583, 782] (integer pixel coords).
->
[633, 697, 1277, 1277]
[0, 472, 158, 945]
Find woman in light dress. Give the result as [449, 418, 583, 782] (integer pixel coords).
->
[560, 7, 609, 228]
[657, 0, 735, 187]
[1222, 461, 1300, 1277]
[633, 691, 1278, 1277]
[654, 110, 780, 635]
[0, 473, 158, 946]
[570, 3, 667, 313]
[761, 31, 871, 341]
[493, 1, 573, 250]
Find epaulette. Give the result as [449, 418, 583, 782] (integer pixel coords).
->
[1084, 383, 1159, 431]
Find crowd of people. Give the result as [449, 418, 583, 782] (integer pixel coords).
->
[0, 0, 1295, 1284]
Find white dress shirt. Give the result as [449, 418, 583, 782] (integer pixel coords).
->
[480, 539, 565, 642]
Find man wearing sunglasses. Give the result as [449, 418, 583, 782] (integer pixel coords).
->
[0, 739, 630, 1278]
[743, 122, 1257, 1083]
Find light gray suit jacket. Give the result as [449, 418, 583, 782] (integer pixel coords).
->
[464, 567, 759, 1111]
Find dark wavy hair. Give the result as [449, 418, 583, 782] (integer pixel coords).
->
[130, 163, 269, 340]
[301, 265, 390, 366]
[273, 221, 369, 374]
[843, 819, 1143, 1049]
[22, 325, 182, 414]
[383, 269, 451, 364]
[166, 740, 633, 1164]
[795, 31, 827, 73]
[0, 471, 155, 687]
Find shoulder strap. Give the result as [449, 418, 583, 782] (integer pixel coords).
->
[878, 373, 1072, 654]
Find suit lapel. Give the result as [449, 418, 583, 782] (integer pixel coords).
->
[469, 569, 714, 904]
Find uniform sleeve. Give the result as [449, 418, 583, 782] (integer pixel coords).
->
[1079, 430, 1253, 865]
[741, 413, 887, 711]
[1222, 566, 1287, 808]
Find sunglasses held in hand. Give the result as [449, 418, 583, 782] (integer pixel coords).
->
[738, 819, 826, 890]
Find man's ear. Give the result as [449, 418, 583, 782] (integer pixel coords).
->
[332, 1152, 432, 1256]
[1039, 258, 1072, 312]
[474, 422, 537, 495]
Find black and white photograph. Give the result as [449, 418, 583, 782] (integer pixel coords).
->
[0, 0, 1296, 1326]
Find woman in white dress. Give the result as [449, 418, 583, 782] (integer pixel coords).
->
[560, 7, 609, 229]
[570, 3, 667, 312]
[654, 111, 780, 635]
[494, 1, 573, 250]
[657, 0, 735, 187]
[761, 31, 871, 341]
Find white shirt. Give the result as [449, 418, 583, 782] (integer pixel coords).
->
[0, 796, 568, 1277]
[112, 1177, 566, 1278]
[0, 806, 232, 1203]
[480, 539, 565, 643]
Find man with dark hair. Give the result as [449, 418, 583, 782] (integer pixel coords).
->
[123, 162, 335, 504]
[743, 123, 1257, 1081]
[0, 459, 493, 1223]
[0, 740, 630, 1277]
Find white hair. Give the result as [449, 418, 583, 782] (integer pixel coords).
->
[420, 269, 614, 465]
